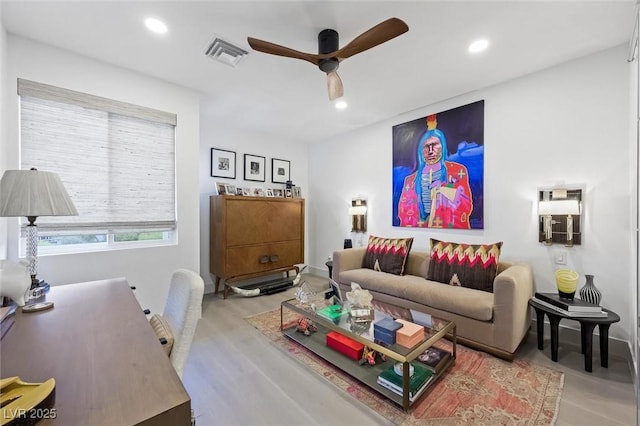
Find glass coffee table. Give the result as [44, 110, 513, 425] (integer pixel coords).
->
[281, 295, 456, 410]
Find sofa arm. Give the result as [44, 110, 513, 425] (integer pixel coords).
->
[492, 262, 534, 353]
[331, 248, 367, 282]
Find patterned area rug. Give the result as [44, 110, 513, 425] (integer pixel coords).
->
[246, 308, 564, 426]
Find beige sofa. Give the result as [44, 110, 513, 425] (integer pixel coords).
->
[331, 247, 533, 361]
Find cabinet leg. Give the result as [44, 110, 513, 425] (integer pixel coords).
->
[214, 276, 221, 294]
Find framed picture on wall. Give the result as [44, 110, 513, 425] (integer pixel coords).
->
[244, 154, 266, 182]
[272, 158, 290, 184]
[211, 148, 236, 178]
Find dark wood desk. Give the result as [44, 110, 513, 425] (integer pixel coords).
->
[528, 298, 620, 372]
[1, 278, 191, 425]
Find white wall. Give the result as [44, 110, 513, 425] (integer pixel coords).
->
[198, 99, 309, 292]
[0, 3, 8, 260]
[309, 45, 632, 341]
[3, 35, 202, 313]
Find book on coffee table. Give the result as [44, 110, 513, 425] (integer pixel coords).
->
[534, 292, 601, 312]
[377, 362, 433, 399]
[415, 346, 451, 374]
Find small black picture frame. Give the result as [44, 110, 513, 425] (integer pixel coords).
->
[211, 148, 236, 179]
[272, 158, 290, 184]
[244, 154, 266, 182]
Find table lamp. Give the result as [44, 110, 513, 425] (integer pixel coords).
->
[0, 168, 78, 291]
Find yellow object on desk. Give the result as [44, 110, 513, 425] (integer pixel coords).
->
[0, 376, 56, 425]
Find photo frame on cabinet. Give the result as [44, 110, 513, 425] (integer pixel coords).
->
[211, 148, 236, 178]
[244, 154, 266, 182]
[292, 187, 302, 198]
[251, 187, 265, 197]
[216, 182, 228, 195]
[265, 188, 274, 197]
[272, 158, 290, 183]
[225, 184, 237, 195]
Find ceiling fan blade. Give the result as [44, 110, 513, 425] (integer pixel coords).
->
[334, 17, 409, 60]
[247, 37, 320, 65]
[327, 71, 344, 100]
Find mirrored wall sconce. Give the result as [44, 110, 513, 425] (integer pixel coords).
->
[538, 188, 582, 246]
[349, 198, 367, 233]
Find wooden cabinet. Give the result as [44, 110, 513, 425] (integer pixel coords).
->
[210, 195, 305, 298]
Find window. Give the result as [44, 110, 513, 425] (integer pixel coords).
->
[18, 79, 177, 252]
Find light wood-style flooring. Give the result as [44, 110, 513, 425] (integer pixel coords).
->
[182, 274, 636, 426]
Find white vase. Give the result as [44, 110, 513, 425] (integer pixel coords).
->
[0, 260, 31, 306]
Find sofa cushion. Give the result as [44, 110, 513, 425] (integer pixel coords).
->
[340, 269, 494, 322]
[403, 278, 494, 321]
[426, 239, 502, 293]
[362, 235, 413, 275]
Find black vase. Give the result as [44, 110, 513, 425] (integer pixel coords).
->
[579, 275, 602, 305]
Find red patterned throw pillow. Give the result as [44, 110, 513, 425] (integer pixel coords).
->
[426, 239, 503, 292]
[362, 235, 413, 275]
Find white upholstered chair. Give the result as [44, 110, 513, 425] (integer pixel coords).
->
[162, 269, 205, 379]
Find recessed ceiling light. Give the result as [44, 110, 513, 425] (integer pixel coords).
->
[335, 100, 348, 110]
[145, 17, 168, 34]
[468, 39, 489, 54]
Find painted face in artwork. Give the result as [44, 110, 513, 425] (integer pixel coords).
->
[422, 136, 442, 165]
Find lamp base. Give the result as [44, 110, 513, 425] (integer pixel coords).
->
[26, 280, 50, 302]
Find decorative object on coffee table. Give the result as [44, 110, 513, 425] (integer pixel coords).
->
[555, 269, 578, 300]
[579, 274, 602, 305]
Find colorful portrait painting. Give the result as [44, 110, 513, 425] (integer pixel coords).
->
[392, 100, 484, 229]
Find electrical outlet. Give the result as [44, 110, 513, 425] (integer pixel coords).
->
[554, 250, 567, 265]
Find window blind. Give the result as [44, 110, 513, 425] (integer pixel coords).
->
[18, 79, 177, 233]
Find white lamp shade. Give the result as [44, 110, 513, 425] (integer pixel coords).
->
[538, 199, 580, 216]
[0, 169, 78, 217]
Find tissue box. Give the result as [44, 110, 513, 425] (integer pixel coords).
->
[326, 331, 364, 361]
[395, 319, 425, 348]
[373, 317, 403, 345]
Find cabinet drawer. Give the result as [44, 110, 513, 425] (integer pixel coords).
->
[226, 241, 302, 277]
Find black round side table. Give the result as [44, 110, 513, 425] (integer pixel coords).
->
[528, 298, 620, 372]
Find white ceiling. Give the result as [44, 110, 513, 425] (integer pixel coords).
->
[2, 1, 636, 143]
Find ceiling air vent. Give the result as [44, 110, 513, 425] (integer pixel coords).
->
[204, 36, 248, 67]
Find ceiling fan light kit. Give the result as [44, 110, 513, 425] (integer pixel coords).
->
[247, 17, 409, 101]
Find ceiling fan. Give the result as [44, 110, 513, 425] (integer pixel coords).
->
[247, 17, 409, 101]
